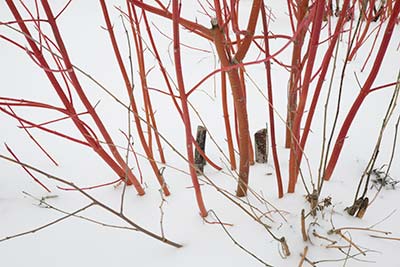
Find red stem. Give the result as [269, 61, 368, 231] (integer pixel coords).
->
[172, 0, 208, 217]
[324, 0, 400, 181]
[233, 0, 262, 62]
[221, 70, 237, 170]
[57, 178, 121, 191]
[99, 0, 169, 195]
[361, 21, 384, 72]
[129, 2, 222, 173]
[288, 0, 325, 193]
[285, 0, 310, 148]
[0, 105, 89, 146]
[41, 0, 144, 193]
[292, 0, 351, 189]
[128, 3, 166, 165]
[261, 2, 283, 198]
[348, 0, 375, 60]
[211, 20, 250, 197]
[6, 0, 144, 194]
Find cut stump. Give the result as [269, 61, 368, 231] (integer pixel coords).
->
[254, 128, 268, 163]
[194, 125, 207, 175]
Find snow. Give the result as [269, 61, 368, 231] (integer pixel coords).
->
[1, 1, 400, 266]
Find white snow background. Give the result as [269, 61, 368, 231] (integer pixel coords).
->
[1, 1, 400, 266]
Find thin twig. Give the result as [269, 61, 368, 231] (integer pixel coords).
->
[0, 203, 93, 242]
[331, 227, 391, 235]
[337, 230, 366, 256]
[0, 154, 182, 248]
[22, 191, 137, 231]
[368, 209, 397, 229]
[369, 235, 400, 241]
[159, 189, 166, 240]
[313, 230, 337, 245]
[119, 7, 136, 213]
[301, 209, 308, 241]
[208, 210, 274, 267]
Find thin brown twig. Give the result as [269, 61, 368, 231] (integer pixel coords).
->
[330, 227, 391, 235]
[22, 191, 137, 231]
[207, 210, 274, 267]
[313, 230, 337, 245]
[120, 105, 132, 214]
[369, 235, 400, 241]
[120, 8, 136, 214]
[302, 256, 317, 267]
[311, 251, 374, 265]
[336, 230, 366, 256]
[326, 244, 351, 249]
[0, 154, 182, 248]
[0, 203, 93, 242]
[369, 209, 397, 229]
[301, 209, 308, 241]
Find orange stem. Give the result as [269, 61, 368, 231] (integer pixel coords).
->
[211, 20, 250, 197]
[130, 0, 212, 40]
[221, 71, 237, 170]
[285, 0, 310, 148]
[99, 0, 169, 195]
[128, 3, 166, 164]
[172, 0, 208, 217]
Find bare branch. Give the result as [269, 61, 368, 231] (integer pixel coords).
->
[0, 203, 93, 242]
[208, 210, 274, 267]
[0, 154, 182, 248]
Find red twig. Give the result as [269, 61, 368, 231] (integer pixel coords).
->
[7, 106, 59, 166]
[126, 3, 166, 165]
[5, 144, 51, 192]
[0, 105, 90, 146]
[57, 178, 121, 191]
[130, 0, 213, 40]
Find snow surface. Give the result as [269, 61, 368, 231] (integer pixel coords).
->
[1, 1, 400, 266]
